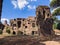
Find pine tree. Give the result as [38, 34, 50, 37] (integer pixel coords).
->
[50, 0, 60, 16]
[50, 0, 60, 29]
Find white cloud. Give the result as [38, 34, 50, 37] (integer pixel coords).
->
[12, 0, 29, 9]
[31, 0, 37, 1]
[49, 0, 52, 2]
[12, 1, 17, 8]
[27, 5, 36, 9]
[11, 0, 37, 10]
[1, 18, 9, 24]
[17, 0, 29, 9]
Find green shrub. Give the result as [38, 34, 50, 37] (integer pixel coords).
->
[57, 23, 60, 30]
[0, 29, 3, 34]
[6, 29, 10, 34]
[53, 23, 57, 29]
[17, 31, 23, 35]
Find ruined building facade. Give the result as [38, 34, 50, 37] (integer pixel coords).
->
[10, 16, 38, 35]
[36, 6, 54, 40]
[3, 6, 54, 36]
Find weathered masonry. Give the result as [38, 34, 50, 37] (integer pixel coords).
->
[10, 16, 38, 35]
[3, 6, 54, 37]
[36, 6, 55, 40]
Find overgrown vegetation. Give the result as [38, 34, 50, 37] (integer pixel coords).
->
[50, 0, 60, 8]
[0, 29, 3, 34]
[6, 27, 11, 34]
[53, 23, 57, 29]
[17, 31, 23, 35]
[57, 23, 60, 30]
[50, 0, 60, 29]
[6, 29, 10, 34]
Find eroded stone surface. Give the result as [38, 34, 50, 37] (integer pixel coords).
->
[36, 6, 55, 40]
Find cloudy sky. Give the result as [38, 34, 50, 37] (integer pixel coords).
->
[1, 0, 60, 24]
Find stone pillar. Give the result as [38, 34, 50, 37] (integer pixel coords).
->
[36, 6, 55, 40]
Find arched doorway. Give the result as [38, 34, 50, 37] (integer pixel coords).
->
[13, 31, 16, 35]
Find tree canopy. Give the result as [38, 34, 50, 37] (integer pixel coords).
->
[50, 0, 60, 8]
[50, 0, 60, 16]
[52, 7, 60, 16]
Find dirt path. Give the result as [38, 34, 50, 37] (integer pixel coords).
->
[0, 29, 60, 45]
[42, 41, 60, 45]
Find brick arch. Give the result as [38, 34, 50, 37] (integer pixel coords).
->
[13, 31, 16, 35]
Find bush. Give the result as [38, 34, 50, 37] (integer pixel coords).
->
[53, 23, 57, 29]
[17, 31, 23, 35]
[6, 29, 10, 34]
[57, 23, 60, 30]
[0, 29, 3, 34]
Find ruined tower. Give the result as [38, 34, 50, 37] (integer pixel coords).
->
[36, 6, 54, 40]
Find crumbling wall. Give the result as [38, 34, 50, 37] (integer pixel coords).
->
[36, 6, 55, 40]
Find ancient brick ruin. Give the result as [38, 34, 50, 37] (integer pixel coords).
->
[0, 0, 55, 40]
[2, 6, 55, 39]
[36, 6, 55, 40]
[9, 16, 38, 35]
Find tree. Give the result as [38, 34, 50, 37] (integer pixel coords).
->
[6, 27, 11, 34]
[50, 0, 60, 16]
[50, 0, 60, 29]
[57, 23, 60, 30]
[50, 0, 60, 8]
[6, 29, 10, 34]
[0, 29, 3, 34]
[52, 7, 60, 16]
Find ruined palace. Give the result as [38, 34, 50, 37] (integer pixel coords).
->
[3, 6, 54, 36]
